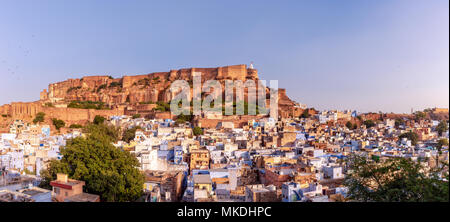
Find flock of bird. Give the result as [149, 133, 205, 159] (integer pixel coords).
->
[1, 35, 35, 80]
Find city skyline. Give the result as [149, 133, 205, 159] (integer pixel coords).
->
[0, 0, 448, 113]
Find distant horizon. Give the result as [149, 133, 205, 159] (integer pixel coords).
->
[1, 0, 448, 113]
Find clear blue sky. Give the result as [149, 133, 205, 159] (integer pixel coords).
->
[0, 0, 448, 113]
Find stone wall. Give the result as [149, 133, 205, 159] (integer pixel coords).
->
[0, 101, 124, 126]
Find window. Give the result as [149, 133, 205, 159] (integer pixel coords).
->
[54, 187, 60, 194]
[65, 192, 68, 197]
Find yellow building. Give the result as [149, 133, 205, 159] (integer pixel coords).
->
[190, 149, 210, 171]
[193, 174, 212, 192]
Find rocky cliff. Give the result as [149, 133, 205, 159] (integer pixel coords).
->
[40, 64, 261, 106]
[0, 64, 301, 131]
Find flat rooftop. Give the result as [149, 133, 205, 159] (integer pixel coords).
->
[64, 193, 100, 202]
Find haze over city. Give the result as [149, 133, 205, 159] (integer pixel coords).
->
[0, 0, 448, 113]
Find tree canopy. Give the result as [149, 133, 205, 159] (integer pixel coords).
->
[363, 120, 376, 128]
[93, 115, 106, 125]
[300, 109, 311, 119]
[51, 118, 65, 130]
[345, 121, 353, 129]
[437, 138, 449, 151]
[193, 126, 203, 136]
[33, 112, 46, 124]
[69, 124, 83, 129]
[415, 111, 426, 120]
[436, 121, 448, 136]
[176, 113, 194, 124]
[344, 155, 448, 202]
[39, 123, 144, 202]
[399, 131, 419, 146]
[122, 126, 142, 143]
[394, 118, 405, 128]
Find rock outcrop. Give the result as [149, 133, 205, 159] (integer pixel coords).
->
[0, 64, 302, 131]
[39, 64, 262, 105]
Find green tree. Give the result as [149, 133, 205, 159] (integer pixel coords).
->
[415, 111, 426, 120]
[33, 112, 46, 124]
[69, 124, 83, 129]
[344, 154, 449, 202]
[435, 138, 449, 168]
[193, 126, 203, 136]
[436, 121, 448, 136]
[176, 113, 193, 124]
[152, 101, 171, 112]
[394, 118, 405, 128]
[52, 118, 65, 131]
[68, 101, 110, 110]
[39, 159, 71, 189]
[132, 114, 141, 119]
[93, 115, 106, 125]
[84, 123, 120, 142]
[437, 138, 449, 150]
[345, 121, 353, 129]
[300, 109, 311, 119]
[399, 131, 419, 146]
[39, 124, 144, 202]
[122, 126, 142, 143]
[363, 120, 376, 128]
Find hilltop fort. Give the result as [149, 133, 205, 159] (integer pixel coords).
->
[0, 64, 303, 132]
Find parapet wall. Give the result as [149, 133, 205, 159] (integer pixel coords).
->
[0, 101, 124, 125]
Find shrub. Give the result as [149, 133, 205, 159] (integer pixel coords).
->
[67, 101, 110, 110]
[33, 112, 46, 124]
[96, 84, 107, 93]
[122, 126, 142, 143]
[301, 109, 311, 118]
[93, 115, 106, 125]
[45, 102, 55, 107]
[67, 86, 82, 93]
[345, 121, 353, 129]
[193, 126, 203, 136]
[109, 82, 122, 88]
[69, 124, 83, 129]
[52, 118, 65, 130]
[399, 131, 419, 145]
[152, 101, 171, 112]
[363, 120, 376, 128]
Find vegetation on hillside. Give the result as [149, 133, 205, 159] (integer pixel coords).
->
[69, 124, 83, 129]
[152, 101, 171, 112]
[300, 109, 311, 119]
[93, 115, 106, 125]
[399, 131, 419, 145]
[363, 120, 376, 128]
[33, 112, 46, 124]
[193, 126, 203, 136]
[51, 118, 65, 131]
[436, 120, 448, 136]
[67, 100, 110, 110]
[122, 126, 142, 143]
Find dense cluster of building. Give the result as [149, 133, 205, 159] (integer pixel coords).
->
[1, 108, 448, 202]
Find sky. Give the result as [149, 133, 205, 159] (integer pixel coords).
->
[0, 0, 448, 113]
